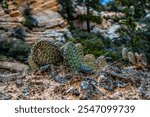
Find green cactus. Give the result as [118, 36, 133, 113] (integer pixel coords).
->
[82, 54, 96, 70]
[63, 42, 81, 72]
[28, 55, 38, 70]
[31, 40, 63, 67]
[82, 54, 108, 72]
[75, 43, 84, 60]
[122, 48, 128, 60]
[83, 54, 95, 62]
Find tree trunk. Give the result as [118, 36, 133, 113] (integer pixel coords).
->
[86, 2, 90, 32]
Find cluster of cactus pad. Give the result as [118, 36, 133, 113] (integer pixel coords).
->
[122, 48, 147, 67]
[29, 40, 108, 72]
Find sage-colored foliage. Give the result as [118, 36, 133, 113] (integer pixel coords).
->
[31, 40, 63, 67]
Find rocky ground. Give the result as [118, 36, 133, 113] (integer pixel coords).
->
[0, 61, 150, 100]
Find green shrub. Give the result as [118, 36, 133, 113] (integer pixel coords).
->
[1, 0, 9, 13]
[0, 37, 31, 62]
[0, 55, 13, 61]
[69, 29, 120, 60]
[22, 16, 38, 29]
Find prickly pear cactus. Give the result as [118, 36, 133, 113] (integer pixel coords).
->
[31, 40, 63, 67]
[28, 55, 38, 70]
[140, 53, 147, 67]
[122, 48, 128, 60]
[75, 43, 84, 60]
[82, 54, 96, 70]
[135, 52, 141, 63]
[128, 52, 136, 65]
[83, 54, 95, 62]
[63, 42, 81, 72]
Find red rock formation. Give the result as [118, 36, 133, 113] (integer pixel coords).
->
[0, 0, 68, 44]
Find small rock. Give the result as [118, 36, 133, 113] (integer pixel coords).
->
[16, 79, 23, 87]
[22, 86, 30, 97]
[40, 64, 51, 74]
[115, 92, 123, 97]
[99, 77, 115, 92]
[72, 88, 80, 96]
[54, 75, 68, 84]
[138, 80, 150, 99]
[114, 81, 127, 88]
[0, 91, 12, 100]
[80, 64, 93, 73]
[80, 81, 91, 90]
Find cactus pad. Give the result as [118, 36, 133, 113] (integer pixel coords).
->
[140, 53, 147, 66]
[31, 40, 63, 67]
[83, 54, 95, 62]
[28, 55, 38, 70]
[82, 54, 96, 70]
[75, 43, 84, 60]
[128, 52, 136, 65]
[122, 48, 128, 60]
[63, 42, 81, 72]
